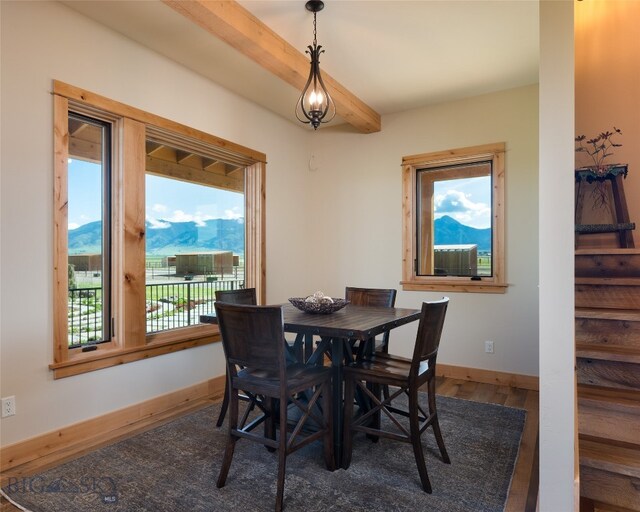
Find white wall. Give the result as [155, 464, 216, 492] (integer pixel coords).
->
[539, 1, 576, 510]
[307, 85, 540, 377]
[0, 0, 313, 446]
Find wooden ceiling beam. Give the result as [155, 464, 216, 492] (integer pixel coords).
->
[162, 0, 381, 134]
[203, 161, 228, 175]
[202, 157, 218, 170]
[145, 141, 166, 156]
[225, 165, 243, 176]
[147, 155, 244, 192]
[176, 149, 194, 164]
[69, 136, 101, 164]
[69, 120, 90, 137]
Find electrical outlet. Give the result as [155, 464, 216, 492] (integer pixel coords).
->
[484, 341, 495, 354]
[2, 396, 16, 417]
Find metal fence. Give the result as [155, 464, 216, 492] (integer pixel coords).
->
[145, 279, 243, 334]
[68, 278, 244, 347]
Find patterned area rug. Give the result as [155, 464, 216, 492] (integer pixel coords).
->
[2, 395, 526, 512]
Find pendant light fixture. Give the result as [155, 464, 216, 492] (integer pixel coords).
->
[295, 0, 336, 130]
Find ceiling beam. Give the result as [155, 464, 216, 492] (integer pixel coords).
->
[162, 0, 381, 134]
[146, 156, 244, 192]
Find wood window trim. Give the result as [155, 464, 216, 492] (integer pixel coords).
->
[401, 142, 507, 294]
[52, 81, 266, 164]
[49, 328, 221, 380]
[51, 81, 266, 379]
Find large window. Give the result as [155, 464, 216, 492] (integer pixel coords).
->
[52, 81, 266, 378]
[401, 143, 506, 293]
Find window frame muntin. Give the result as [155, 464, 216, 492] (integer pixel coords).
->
[401, 142, 506, 294]
[51, 81, 266, 378]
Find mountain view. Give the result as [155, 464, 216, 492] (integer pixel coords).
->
[434, 215, 491, 252]
[68, 215, 487, 255]
[68, 218, 245, 255]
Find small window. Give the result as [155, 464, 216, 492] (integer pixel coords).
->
[402, 143, 506, 293]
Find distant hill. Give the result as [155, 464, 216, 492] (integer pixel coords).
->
[69, 215, 484, 255]
[67, 221, 104, 254]
[434, 215, 491, 252]
[68, 219, 245, 255]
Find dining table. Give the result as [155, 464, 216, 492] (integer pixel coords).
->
[201, 302, 422, 468]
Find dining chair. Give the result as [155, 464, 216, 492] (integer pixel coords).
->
[345, 286, 397, 357]
[215, 302, 334, 512]
[214, 288, 257, 428]
[317, 287, 397, 364]
[345, 287, 397, 401]
[216, 287, 257, 306]
[342, 297, 450, 494]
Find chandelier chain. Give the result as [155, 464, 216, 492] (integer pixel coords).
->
[313, 12, 317, 47]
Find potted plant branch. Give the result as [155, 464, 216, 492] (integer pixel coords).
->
[575, 127, 626, 210]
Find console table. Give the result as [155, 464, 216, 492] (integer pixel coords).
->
[575, 165, 635, 248]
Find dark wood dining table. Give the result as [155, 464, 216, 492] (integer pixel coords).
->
[201, 302, 422, 468]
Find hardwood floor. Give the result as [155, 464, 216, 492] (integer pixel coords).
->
[0, 376, 539, 512]
[434, 376, 539, 512]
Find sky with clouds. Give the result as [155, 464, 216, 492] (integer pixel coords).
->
[68, 160, 244, 230]
[68, 159, 489, 231]
[433, 175, 491, 229]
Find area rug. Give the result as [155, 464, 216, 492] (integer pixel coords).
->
[2, 396, 526, 512]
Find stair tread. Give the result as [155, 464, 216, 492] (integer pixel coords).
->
[578, 385, 640, 411]
[576, 248, 640, 256]
[579, 435, 640, 478]
[576, 277, 640, 286]
[575, 223, 635, 234]
[577, 343, 640, 363]
[575, 308, 640, 321]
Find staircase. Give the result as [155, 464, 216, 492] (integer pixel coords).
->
[576, 248, 640, 511]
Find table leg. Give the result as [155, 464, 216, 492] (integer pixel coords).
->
[304, 333, 314, 363]
[331, 338, 345, 468]
[291, 333, 305, 363]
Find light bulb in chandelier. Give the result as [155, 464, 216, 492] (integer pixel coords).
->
[309, 89, 324, 109]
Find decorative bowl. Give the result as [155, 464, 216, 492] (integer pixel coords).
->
[288, 297, 349, 314]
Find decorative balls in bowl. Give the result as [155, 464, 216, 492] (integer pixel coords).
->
[289, 291, 349, 314]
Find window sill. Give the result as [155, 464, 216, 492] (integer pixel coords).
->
[400, 279, 508, 294]
[49, 326, 221, 379]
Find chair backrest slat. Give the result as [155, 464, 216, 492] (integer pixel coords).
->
[345, 287, 397, 308]
[412, 298, 449, 365]
[215, 302, 285, 373]
[215, 288, 257, 305]
[346, 287, 397, 348]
